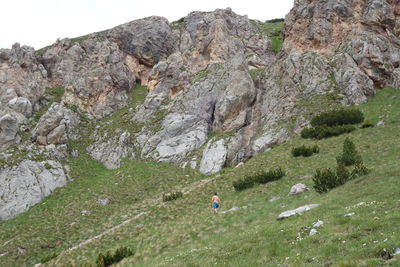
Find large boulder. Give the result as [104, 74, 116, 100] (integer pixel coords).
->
[108, 16, 176, 66]
[200, 139, 227, 175]
[0, 160, 69, 221]
[32, 103, 79, 146]
[0, 114, 19, 152]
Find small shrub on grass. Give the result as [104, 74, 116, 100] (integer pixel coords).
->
[95, 246, 134, 267]
[256, 167, 285, 184]
[301, 125, 356, 139]
[291, 145, 319, 157]
[351, 161, 369, 178]
[162, 191, 183, 202]
[311, 109, 364, 127]
[233, 167, 285, 191]
[233, 176, 256, 191]
[336, 138, 362, 166]
[312, 168, 337, 194]
[361, 119, 374, 128]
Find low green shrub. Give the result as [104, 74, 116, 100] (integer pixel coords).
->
[336, 138, 362, 166]
[313, 168, 337, 194]
[162, 191, 183, 202]
[351, 162, 369, 177]
[361, 119, 374, 128]
[291, 145, 319, 157]
[233, 176, 256, 191]
[314, 139, 368, 194]
[233, 167, 285, 191]
[311, 109, 364, 127]
[256, 167, 285, 184]
[95, 246, 134, 267]
[301, 125, 356, 139]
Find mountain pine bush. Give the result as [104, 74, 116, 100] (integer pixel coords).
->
[233, 167, 285, 191]
[95, 246, 134, 267]
[336, 138, 362, 166]
[291, 144, 319, 157]
[311, 109, 364, 127]
[301, 125, 356, 139]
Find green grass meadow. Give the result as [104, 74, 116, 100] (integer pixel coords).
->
[0, 88, 399, 266]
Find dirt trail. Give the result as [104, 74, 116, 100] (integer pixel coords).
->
[52, 176, 218, 265]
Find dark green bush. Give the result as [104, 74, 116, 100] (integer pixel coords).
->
[361, 119, 374, 128]
[301, 125, 356, 139]
[233, 176, 256, 191]
[96, 246, 134, 267]
[291, 145, 319, 157]
[312, 168, 337, 194]
[162, 191, 183, 202]
[233, 167, 285, 191]
[256, 167, 285, 184]
[311, 109, 364, 127]
[336, 138, 362, 166]
[313, 164, 355, 194]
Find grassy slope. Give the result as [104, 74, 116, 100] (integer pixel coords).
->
[0, 88, 399, 267]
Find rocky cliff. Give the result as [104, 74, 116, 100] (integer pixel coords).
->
[1, 2, 399, 220]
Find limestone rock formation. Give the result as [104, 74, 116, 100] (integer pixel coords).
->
[277, 204, 320, 220]
[200, 139, 227, 175]
[42, 38, 135, 117]
[87, 130, 135, 169]
[0, 114, 20, 152]
[279, 0, 400, 104]
[288, 183, 309, 196]
[0, 43, 48, 110]
[32, 103, 80, 147]
[0, 160, 69, 221]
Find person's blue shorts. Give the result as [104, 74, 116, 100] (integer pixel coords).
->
[213, 202, 219, 209]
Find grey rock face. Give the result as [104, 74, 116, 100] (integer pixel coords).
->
[200, 139, 227, 175]
[280, 0, 400, 105]
[108, 16, 176, 66]
[252, 129, 289, 155]
[88, 130, 135, 169]
[43, 38, 135, 118]
[7, 97, 33, 118]
[0, 160, 68, 221]
[0, 43, 47, 109]
[0, 114, 19, 152]
[277, 204, 320, 220]
[32, 103, 79, 146]
[288, 183, 309, 196]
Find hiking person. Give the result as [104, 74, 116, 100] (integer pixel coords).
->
[211, 192, 221, 214]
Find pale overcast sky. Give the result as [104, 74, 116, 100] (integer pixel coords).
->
[0, 0, 294, 50]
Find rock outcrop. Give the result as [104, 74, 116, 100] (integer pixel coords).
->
[32, 103, 80, 147]
[0, 43, 48, 110]
[130, 9, 276, 171]
[279, 0, 400, 103]
[87, 130, 135, 169]
[0, 160, 69, 221]
[1, 2, 400, 220]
